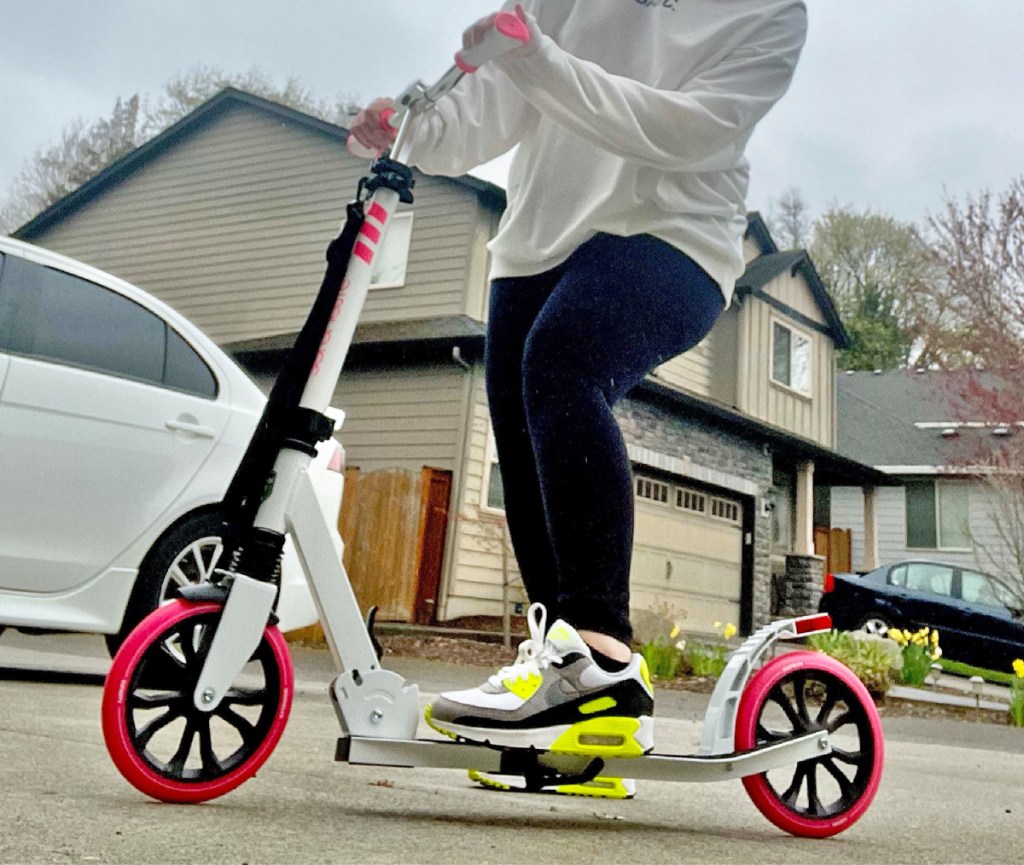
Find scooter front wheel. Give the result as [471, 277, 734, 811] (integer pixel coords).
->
[735, 651, 883, 838]
[102, 599, 293, 803]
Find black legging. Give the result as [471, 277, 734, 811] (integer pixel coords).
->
[486, 233, 725, 644]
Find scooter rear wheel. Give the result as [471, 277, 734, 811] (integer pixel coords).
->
[735, 651, 883, 838]
[102, 599, 293, 803]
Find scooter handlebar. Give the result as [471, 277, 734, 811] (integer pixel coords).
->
[346, 11, 531, 160]
[455, 12, 531, 73]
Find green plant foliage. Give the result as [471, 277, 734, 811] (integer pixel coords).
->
[807, 630, 896, 697]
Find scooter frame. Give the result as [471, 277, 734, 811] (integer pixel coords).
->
[103, 13, 881, 831]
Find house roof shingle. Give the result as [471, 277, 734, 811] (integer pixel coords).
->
[836, 369, 1015, 471]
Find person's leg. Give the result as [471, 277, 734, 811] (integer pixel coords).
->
[483, 269, 563, 614]
[426, 235, 722, 759]
[521, 233, 725, 650]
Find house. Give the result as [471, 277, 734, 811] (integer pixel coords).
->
[831, 369, 1018, 579]
[12, 88, 886, 637]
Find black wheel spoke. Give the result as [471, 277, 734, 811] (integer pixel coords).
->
[129, 690, 181, 709]
[225, 688, 266, 707]
[136, 708, 182, 749]
[828, 709, 857, 733]
[197, 716, 224, 776]
[831, 745, 869, 768]
[805, 763, 825, 816]
[815, 687, 840, 726]
[791, 672, 813, 725]
[767, 684, 802, 730]
[781, 762, 809, 808]
[217, 705, 260, 746]
[822, 755, 856, 799]
[756, 722, 789, 744]
[167, 719, 197, 776]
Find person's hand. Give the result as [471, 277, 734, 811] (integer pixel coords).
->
[347, 97, 397, 155]
[462, 4, 541, 62]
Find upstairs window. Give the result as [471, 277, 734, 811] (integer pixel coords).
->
[771, 320, 812, 396]
[369, 211, 413, 289]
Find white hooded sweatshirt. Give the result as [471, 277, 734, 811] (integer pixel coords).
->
[410, 0, 807, 305]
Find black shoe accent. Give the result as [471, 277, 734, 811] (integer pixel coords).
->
[589, 647, 629, 673]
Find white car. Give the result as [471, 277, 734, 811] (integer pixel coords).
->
[0, 235, 343, 653]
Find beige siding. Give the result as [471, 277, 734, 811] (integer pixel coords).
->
[27, 104, 482, 345]
[442, 366, 527, 621]
[654, 337, 712, 397]
[331, 366, 468, 473]
[736, 283, 836, 448]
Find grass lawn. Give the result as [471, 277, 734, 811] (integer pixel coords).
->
[940, 658, 1015, 685]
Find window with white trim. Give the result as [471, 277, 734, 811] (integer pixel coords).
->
[636, 477, 670, 505]
[771, 319, 812, 395]
[905, 480, 970, 550]
[676, 487, 707, 514]
[369, 211, 413, 289]
[710, 497, 741, 524]
[483, 434, 505, 512]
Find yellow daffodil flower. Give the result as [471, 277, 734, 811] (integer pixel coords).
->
[1013, 658, 1024, 679]
[669, 624, 680, 639]
[724, 623, 737, 640]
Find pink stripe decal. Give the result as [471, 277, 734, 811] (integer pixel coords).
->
[454, 52, 477, 74]
[368, 202, 388, 224]
[354, 241, 373, 264]
[360, 222, 381, 244]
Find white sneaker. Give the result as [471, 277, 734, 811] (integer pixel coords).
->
[425, 603, 654, 756]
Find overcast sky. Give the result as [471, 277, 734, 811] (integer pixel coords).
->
[2, 1, 1022, 230]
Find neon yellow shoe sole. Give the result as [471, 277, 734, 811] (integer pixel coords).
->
[426, 703, 652, 757]
[468, 769, 636, 799]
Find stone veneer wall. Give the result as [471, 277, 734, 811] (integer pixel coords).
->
[778, 554, 827, 618]
[614, 393, 774, 629]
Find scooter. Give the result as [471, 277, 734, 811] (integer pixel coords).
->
[100, 13, 884, 839]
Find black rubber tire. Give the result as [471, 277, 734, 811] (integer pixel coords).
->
[106, 510, 227, 658]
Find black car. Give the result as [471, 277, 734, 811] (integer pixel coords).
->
[819, 559, 1024, 673]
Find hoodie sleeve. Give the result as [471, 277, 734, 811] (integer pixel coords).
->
[497, 3, 807, 172]
[408, 63, 538, 177]
[409, 0, 568, 176]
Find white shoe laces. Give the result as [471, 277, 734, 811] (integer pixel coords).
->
[488, 602, 564, 687]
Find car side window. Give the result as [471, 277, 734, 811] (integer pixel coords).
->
[889, 565, 908, 588]
[961, 570, 1002, 608]
[165, 326, 217, 398]
[0, 255, 216, 398]
[904, 563, 954, 598]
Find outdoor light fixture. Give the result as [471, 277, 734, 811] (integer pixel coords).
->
[969, 675, 985, 708]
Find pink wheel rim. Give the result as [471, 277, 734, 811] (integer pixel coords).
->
[735, 651, 884, 838]
[102, 600, 293, 803]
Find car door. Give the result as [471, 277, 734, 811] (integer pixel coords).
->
[893, 562, 959, 645]
[957, 569, 1024, 670]
[0, 254, 231, 594]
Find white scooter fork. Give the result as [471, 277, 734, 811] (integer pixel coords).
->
[188, 12, 532, 725]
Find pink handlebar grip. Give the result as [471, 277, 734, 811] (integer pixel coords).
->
[455, 11, 531, 73]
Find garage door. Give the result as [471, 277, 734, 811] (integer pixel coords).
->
[630, 475, 744, 635]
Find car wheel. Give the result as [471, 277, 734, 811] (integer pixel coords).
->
[105, 511, 228, 658]
[856, 614, 893, 637]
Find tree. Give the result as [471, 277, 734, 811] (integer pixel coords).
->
[924, 178, 1024, 607]
[766, 186, 812, 250]
[1, 95, 143, 231]
[1, 67, 361, 233]
[810, 206, 940, 371]
[923, 177, 1024, 371]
